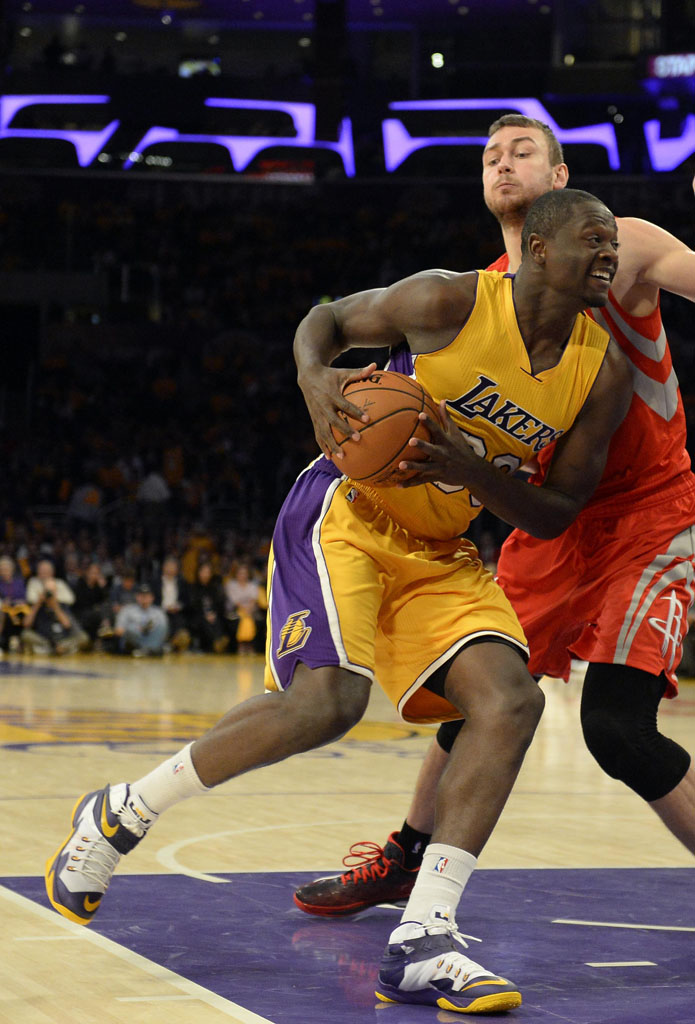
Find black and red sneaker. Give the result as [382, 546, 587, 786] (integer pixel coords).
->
[293, 833, 418, 917]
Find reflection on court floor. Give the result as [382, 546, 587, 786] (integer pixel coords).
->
[5, 866, 695, 1024]
[4, 654, 695, 1021]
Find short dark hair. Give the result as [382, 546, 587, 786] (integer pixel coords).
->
[520, 188, 612, 258]
[487, 113, 564, 167]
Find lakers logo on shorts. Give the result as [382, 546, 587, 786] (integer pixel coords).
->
[277, 610, 312, 658]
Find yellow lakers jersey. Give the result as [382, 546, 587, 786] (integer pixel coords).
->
[354, 270, 611, 541]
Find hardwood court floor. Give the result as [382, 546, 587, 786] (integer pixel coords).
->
[2, 652, 695, 1023]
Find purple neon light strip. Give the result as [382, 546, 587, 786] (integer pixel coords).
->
[384, 97, 620, 171]
[0, 122, 119, 166]
[205, 97, 315, 125]
[643, 115, 695, 171]
[1, 92, 694, 175]
[0, 94, 116, 167]
[0, 93, 110, 129]
[206, 98, 355, 174]
[124, 99, 355, 175]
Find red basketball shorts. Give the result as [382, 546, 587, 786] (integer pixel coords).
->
[496, 490, 695, 697]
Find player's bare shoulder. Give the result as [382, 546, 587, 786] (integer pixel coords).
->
[403, 268, 477, 297]
[386, 269, 478, 352]
[411, 268, 478, 317]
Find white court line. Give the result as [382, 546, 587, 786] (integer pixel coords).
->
[586, 961, 656, 968]
[117, 995, 216, 1002]
[554, 918, 695, 932]
[1, 884, 274, 1023]
[156, 816, 398, 882]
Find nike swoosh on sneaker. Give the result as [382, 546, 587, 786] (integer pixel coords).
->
[100, 796, 119, 839]
[83, 895, 102, 912]
[462, 978, 510, 991]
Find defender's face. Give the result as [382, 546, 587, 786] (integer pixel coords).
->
[541, 202, 619, 307]
[482, 126, 563, 221]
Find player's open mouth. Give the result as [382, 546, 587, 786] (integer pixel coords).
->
[589, 269, 613, 286]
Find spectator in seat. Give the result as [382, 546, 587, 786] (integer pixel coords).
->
[152, 555, 191, 652]
[22, 559, 88, 655]
[0, 555, 29, 652]
[224, 561, 265, 654]
[113, 583, 168, 657]
[189, 561, 229, 654]
[109, 566, 139, 616]
[73, 561, 111, 648]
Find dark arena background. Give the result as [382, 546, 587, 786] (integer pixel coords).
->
[1, 3, 695, 1023]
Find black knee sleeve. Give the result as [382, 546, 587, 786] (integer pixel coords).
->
[580, 663, 691, 802]
[436, 719, 463, 753]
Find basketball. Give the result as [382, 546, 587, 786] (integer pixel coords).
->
[331, 370, 439, 484]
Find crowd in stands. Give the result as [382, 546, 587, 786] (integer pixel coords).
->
[0, 540, 268, 658]
[0, 174, 693, 660]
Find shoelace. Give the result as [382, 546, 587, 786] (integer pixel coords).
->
[438, 916, 482, 950]
[72, 833, 121, 889]
[116, 799, 150, 838]
[340, 840, 392, 884]
[432, 945, 491, 986]
[421, 919, 488, 982]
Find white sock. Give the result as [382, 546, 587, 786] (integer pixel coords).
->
[399, 843, 477, 926]
[111, 743, 210, 824]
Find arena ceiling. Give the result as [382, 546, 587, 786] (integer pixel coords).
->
[8, 0, 567, 30]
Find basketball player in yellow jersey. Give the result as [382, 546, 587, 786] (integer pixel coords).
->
[46, 189, 630, 1017]
[323, 266, 613, 555]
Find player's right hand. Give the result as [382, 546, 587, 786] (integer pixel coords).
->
[299, 362, 377, 459]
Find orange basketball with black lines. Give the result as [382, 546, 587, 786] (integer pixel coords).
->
[330, 370, 439, 484]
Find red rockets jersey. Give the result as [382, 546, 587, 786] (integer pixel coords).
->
[485, 252, 695, 513]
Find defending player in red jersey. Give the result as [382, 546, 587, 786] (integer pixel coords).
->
[294, 115, 695, 918]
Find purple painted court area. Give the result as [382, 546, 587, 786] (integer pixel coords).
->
[6, 868, 695, 1023]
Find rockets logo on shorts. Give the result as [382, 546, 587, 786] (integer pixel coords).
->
[276, 610, 312, 658]
[434, 856, 449, 874]
[648, 590, 687, 672]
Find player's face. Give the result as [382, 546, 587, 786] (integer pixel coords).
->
[542, 202, 619, 307]
[482, 126, 565, 222]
